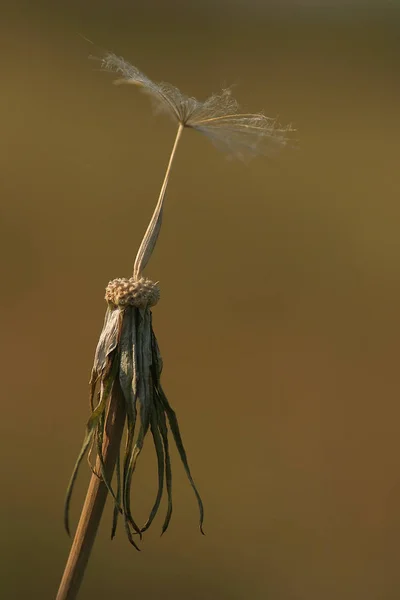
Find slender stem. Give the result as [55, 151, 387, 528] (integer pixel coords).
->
[56, 380, 126, 600]
[133, 123, 184, 280]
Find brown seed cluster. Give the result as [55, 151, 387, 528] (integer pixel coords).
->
[105, 277, 160, 308]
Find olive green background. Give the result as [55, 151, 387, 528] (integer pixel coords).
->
[1, 2, 400, 599]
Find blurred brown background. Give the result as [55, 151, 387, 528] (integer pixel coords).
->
[1, 1, 400, 598]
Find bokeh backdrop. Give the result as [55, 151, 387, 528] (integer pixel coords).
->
[1, 1, 400, 599]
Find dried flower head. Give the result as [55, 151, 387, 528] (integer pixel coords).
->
[98, 52, 294, 161]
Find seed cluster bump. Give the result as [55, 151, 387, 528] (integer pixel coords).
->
[105, 277, 160, 308]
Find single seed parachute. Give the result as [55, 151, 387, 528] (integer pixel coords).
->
[98, 51, 294, 161]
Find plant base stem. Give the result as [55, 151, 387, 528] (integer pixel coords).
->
[56, 381, 126, 600]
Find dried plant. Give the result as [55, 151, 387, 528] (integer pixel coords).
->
[56, 51, 294, 600]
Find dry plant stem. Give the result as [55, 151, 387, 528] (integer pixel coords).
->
[133, 123, 184, 279]
[56, 381, 126, 600]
